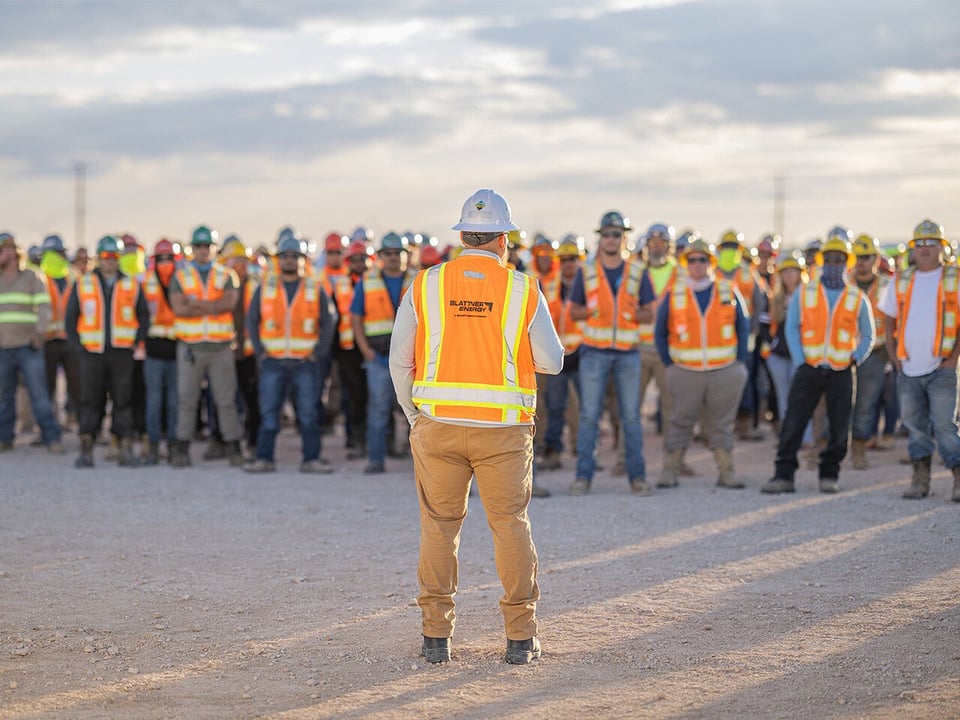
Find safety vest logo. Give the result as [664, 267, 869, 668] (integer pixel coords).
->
[449, 299, 494, 315]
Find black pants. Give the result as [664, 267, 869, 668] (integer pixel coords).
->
[236, 354, 260, 448]
[78, 347, 135, 439]
[775, 363, 853, 481]
[44, 339, 81, 418]
[336, 345, 367, 445]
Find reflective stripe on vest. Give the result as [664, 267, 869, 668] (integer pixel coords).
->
[800, 282, 862, 370]
[581, 259, 643, 350]
[865, 274, 888, 348]
[895, 265, 959, 360]
[45, 274, 72, 339]
[76, 275, 139, 353]
[174, 264, 235, 343]
[259, 274, 320, 358]
[412, 260, 537, 425]
[667, 281, 738, 370]
[362, 268, 412, 337]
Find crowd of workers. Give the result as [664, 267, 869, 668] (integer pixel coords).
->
[0, 211, 957, 503]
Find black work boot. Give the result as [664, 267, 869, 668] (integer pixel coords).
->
[143, 442, 160, 466]
[75, 434, 95, 469]
[421, 636, 451, 664]
[225, 440, 245, 467]
[118, 437, 140, 467]
[505, 637, 541, 665]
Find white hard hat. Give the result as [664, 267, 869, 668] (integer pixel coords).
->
[451, 188, 519, 233]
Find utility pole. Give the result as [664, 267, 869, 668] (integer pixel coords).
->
[74, 161, 86, 251]
[774, 174, 785, 240]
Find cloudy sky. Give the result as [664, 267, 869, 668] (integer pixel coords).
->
[1, 0, 958, 253]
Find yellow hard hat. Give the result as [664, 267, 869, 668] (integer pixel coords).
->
[718, 229, 744, 248]
[852, 233, 881, 257]
[506, 229, 528, 249]
[911, 218, 946, 246]
[776, 249, 807, 273]
[817, 236, 855, 268]
[219, 235, 251, 261]
[555, 234, 585, 258]
[679, 239, 716, 267]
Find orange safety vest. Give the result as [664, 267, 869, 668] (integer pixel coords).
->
[863, 275, 888, 349]
[800, 281, 864, 370]
[667, 280, 738, 370]
[639, 260, 678, 347]
[76, 274, 140, 353]
[894, 265, 959, 360]
[322, 268, 355, 350]
[538, 270, 561, 307]
[362, 268, 414, 338]
[45, 274, 74, 340]
[581, 259, 643, 351]
[143, 270, 177, 340]
[411, 254, 538, 425]
[259, 274, 320, 359]
[174, 263, 236, 344]
[721, 265, 764, 317]
[554, 296, 583, 354]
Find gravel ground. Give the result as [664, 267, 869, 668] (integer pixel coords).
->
[0, 420, 958, 719]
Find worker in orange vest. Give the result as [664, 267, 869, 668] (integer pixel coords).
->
[245, 233, 335, 473]
[66, 234, 149, 467]
[390, 188, 563, 665]
[39, 233, 81, 428]
[654, 238, 751, 489]
[141, 238, 181, 464]
[762, 231, 874, 494]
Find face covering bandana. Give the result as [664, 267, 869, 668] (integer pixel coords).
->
[119, 249, 146, 277]
[40, 251, 70, 279]
[717, 248, 740, 274]
[820, 263, 846, 289]
[155, 261, 175, 285]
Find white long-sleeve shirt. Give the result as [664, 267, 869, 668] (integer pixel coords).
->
[389, 249, 564, 426]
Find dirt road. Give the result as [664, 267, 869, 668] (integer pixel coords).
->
[0, 426, 957, 719]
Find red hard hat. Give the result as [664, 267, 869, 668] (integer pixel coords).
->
[347, 240, 374, 258]
[121, 233, 142, 251]
[325, 232, 348, 252]
[153, 238, 179, 257]
[419, 246, 441, 267]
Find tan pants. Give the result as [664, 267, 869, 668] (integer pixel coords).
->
[175, 342, 241, 442]
[411, 417, 539, 641]
[666, 362, 747, 453]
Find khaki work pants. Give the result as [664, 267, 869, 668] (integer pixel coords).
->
[666, 362, 747, 453]
[175, 342, 241, 442]
[411, 417, 539, 641]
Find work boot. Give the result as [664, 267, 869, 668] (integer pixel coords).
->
[170, 440, 192, 468]
[568, 478, 590, 496]
[118, 437, 140, 467]
[734, 412, 764, 441]
[421, 636, 451, 664]
[819, 478, 840, 494]
[244, 458, 276, 473]
[504, 637, 541, 665]
[658, 448, 684, 488]
[300, 458, 333, 474]
[629, 476, 651, 496]
[203, 439, 227, 460]
[225, 440, 245, 467]
[143, 442, 160, 466]
[903, 456, 932, 499]
[75, 434, 95, 469]
[531, 483, 551, 498]
[850, 438, 869, 470]
[952, 466, 960, 503]
[714, 448, 744, 489]
[760, 477, 794, 494]
[536, 447, 562, 471]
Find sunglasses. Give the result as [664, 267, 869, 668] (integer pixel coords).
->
[327, 249, 343, 256]
[822, 253, 847, 265]
[380, 250, 401, 257]
[559, 256, 579, 263]
[278, 252, 300, 260]
[600, 231, 623, 239]
[155, 255, 175, 263]
[686, 256, 710, 265]
[99, 253, 119, 260]
[914, 239, 941, 247]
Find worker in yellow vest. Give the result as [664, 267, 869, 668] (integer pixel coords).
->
[762, 232, 874, 494]
[168, 225, 244, 468]
[655, 239, 751, 489]
[141, 238, 181, 465]
[39, 233, 81, 428]
[848, 233, 890, 470]
[350, 231, 417, 474]
[879, 219, 960, 502]
[0, 232, 63, 453]
[66, 235, 149, 467]
[390, 188, 563, 665]
[245, 233, 335, 473]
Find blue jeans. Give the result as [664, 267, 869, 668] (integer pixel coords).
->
[851, 349, 887, 441]
[144, 356, 178, 444]
[575, 346, 645, 482]
[898, 367, 960, 468]
[0, 345, 61, 444]
[255, 357, 321, 462]
[365, 355, 396, 465]
[545, 369, 579, 452]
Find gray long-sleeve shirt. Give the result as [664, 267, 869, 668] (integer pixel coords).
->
[389, 248, 564, 427]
